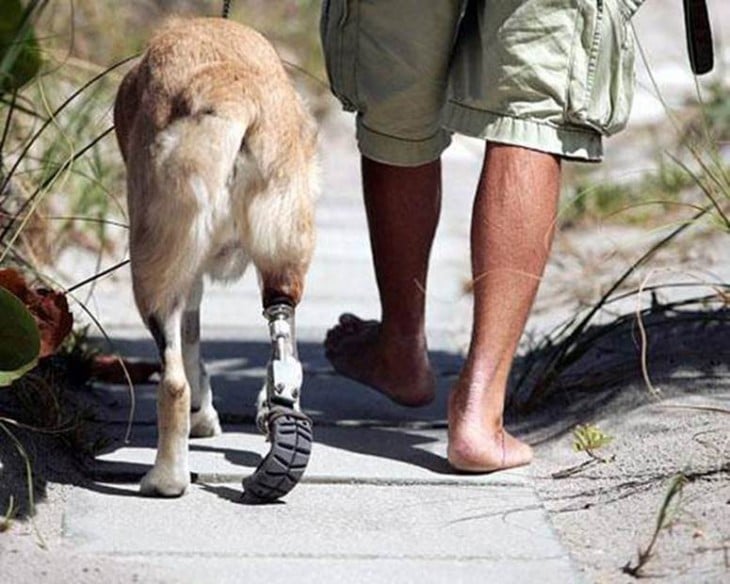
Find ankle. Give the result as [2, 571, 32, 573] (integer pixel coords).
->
[379, 322, 427, 346]
[449, 385, 504, 429]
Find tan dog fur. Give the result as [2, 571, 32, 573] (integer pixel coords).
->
[114, 17, 318, 496]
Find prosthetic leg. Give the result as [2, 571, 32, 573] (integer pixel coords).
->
[242, 301, 313, 503]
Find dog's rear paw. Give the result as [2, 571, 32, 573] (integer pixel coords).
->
[190, 406, 222, 438]
[140, 464, 190, 497]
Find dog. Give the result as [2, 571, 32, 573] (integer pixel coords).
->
[114, 17, 318, 497]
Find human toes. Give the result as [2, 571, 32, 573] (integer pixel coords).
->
[324, 314, 379, 352]
[324, 314, 362, 347]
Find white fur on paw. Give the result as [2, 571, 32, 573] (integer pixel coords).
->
[140, 464, 190, 497]
[190, 407, 222, 438]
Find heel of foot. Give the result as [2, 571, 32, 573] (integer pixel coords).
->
[447, 444, 499, 473]
[391, 385, 436, 408]
[447, 433, 533, 473]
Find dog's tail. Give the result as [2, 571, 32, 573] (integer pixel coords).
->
[169, 63, 318, 285]
[170, 62, 261, 127]
[126, 65, 262, 316]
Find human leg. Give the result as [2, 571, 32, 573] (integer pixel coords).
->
[321, 1, 463, 405]
[325, 156, 440, 406]
[447, 143, 560, 471]
[441, 0, 645, 471]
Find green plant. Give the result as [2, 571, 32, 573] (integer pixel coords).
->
[623, 473, 688, 577]
[573, 423, 613, 460]
[0, 286, 40, 387]
[552, 423, 615, 479]
[1, 59, 127, 266]
[0, 0, 44, 94]
[561, 161, 699, 227]
[518, 71, 730, 408]
[514, 218, 718, 410]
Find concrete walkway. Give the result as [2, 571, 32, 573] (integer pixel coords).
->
[47, 110, 583, 583]
[6, 4, 730, 581]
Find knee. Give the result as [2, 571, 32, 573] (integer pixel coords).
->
[160, 352, 188, 399]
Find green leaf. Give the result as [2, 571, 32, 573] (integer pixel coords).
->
[0, 0, 43, 94]
[0, 286, 40, 387]
[572, 423, 613, 452]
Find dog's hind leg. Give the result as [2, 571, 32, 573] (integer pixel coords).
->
[243, 267, 313, 503]
[184, 277, 222, 438]
[236, 115, 317, 501]
[141, 298, 192, 497]
[254, 271, 305, 431]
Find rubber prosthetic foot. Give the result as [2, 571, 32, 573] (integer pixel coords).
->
[242, 407, 313, 504]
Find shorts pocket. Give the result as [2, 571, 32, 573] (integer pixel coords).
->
[565, 0, 644, 136]
[320, 0, 360, 112]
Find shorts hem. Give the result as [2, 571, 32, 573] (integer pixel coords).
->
[443, 101, 604, 162]
[356, 119, 452, 167]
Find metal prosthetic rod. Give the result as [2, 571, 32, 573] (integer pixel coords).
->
[266, 304, 301, 405]
[255, 303, 302, 433]
[243, 302, 313, 503]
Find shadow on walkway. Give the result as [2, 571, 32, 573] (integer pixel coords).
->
[1, 307, 727, 516]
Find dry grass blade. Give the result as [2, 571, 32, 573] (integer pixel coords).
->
[67, 292, 136, 444]
[0, 415, 77, 434]
[635, 272, 662, 398]
[0, 495, 17, 532]
[551, 458, 600, 479]
[0, 125, 115, 263]
[623, 473, 688, 577]
[0, 89, 18, 156]
[658, 404, 730, 415]
[63, 258, 130, 295]
[0, 209, 124, 225]
[282, 60, 329, 90]
[0, 420, 46, 548]
[519, 205, 711, 409]
[0, 51, 136, 206]
[667, 153, 729, 226]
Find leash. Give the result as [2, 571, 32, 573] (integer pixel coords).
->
[217, 0, 328, 88]
[222, 0, 232, 19]
[683, 0, 713, 75]
[219, 0, 712, 76]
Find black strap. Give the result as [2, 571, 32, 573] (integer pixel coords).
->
[222, 0, 232, 19]
[683, 0, 714, 75]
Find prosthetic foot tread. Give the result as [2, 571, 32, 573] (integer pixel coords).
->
[242, 407, 313, 503]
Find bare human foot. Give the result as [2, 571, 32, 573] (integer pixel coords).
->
[447, 378, 533, 472]
[324, 313, 436, 407]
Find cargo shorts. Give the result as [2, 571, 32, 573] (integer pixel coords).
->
[321, 0, 645, 165]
